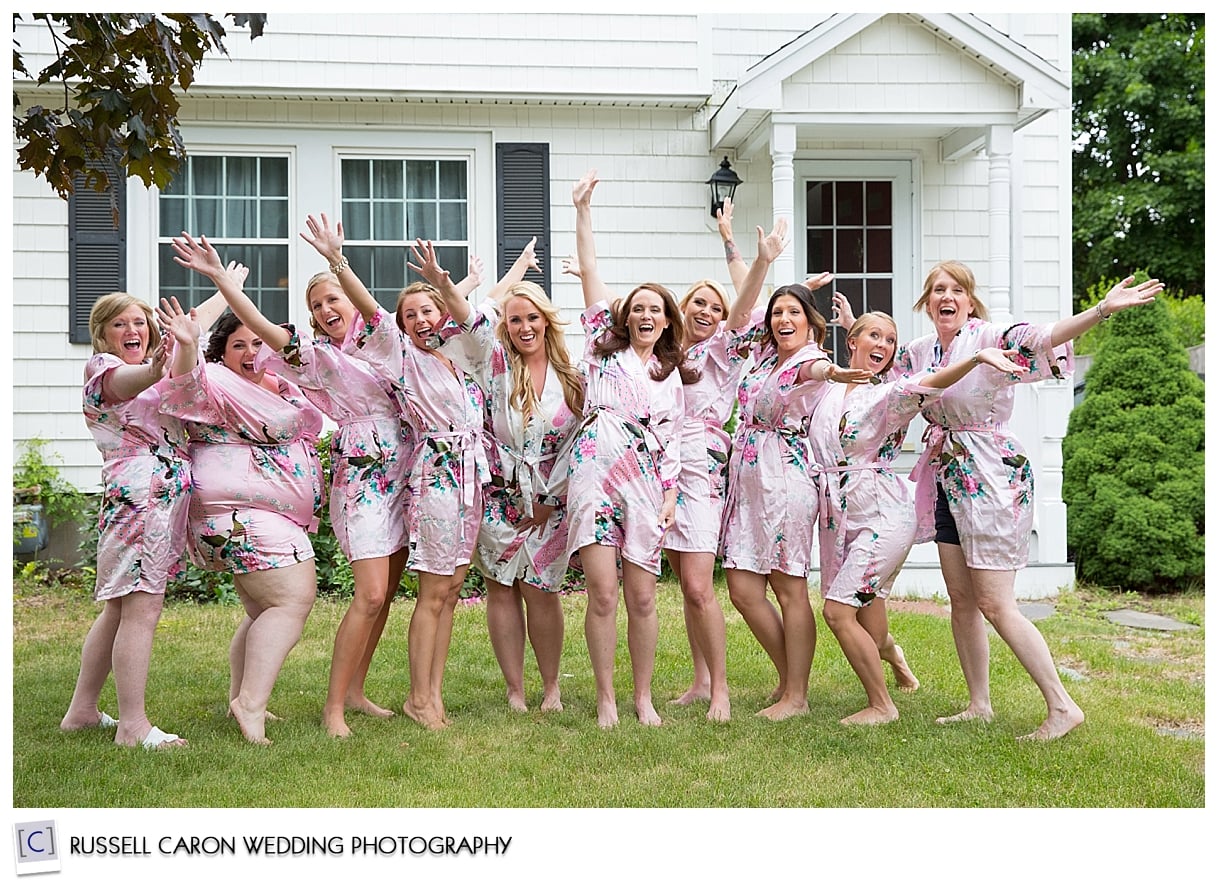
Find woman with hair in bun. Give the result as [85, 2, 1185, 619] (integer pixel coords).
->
[569, 170, 689, 728]
[720, 282, 873, 720]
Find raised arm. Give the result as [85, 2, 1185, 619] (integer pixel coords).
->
[1049, 275, 1164, 348]
[407, 238, 470, 325]
[154, 296, 202, 379]
[572, 170, 612, 307]
[716, 198, 750, 295]
[171, 234, 290, 351]
[192, 262, 249, 334]
[726, 218, 789, 329]
[453, 254, 485, 301]
[920, 347, 1027, 390]
[487, 236, 541, 303]
[300, 213, 381, 322]
[101, 339, 168, 402]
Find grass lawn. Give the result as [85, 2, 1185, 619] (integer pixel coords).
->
[11, 571, 1204, 809]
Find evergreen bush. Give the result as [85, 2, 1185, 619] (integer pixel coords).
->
[1063, 294, 1205, 591]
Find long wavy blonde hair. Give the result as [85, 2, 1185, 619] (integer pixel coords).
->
[496, 282, 584, 420]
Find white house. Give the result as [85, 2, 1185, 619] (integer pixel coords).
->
[10, 12, 1076, 597]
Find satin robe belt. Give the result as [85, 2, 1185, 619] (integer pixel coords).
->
[578, 404, 667, 480]
[908, 421, 1000, 522]
[415, 427, 486, 512]
[819, 460, 892, 529]
[102, 441, 185, 463]
[492, 440, 559, 519]
[723, 420, 822, 527]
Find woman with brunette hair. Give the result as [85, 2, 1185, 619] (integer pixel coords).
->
[329, 219, 486, 731]
[811, 304, 1027, 725]
[568, 170, 689, 728]
[173, 225, 412, 739]
[720, 282, 873, 720]
[890, 260, 1160, 740]
[451, 237, 585, 712]
[155, 259, 325, 746]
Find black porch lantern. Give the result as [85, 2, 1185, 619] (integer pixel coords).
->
[707, 156, 743, 218]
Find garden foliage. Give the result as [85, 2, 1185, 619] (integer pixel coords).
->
[1063, 294, 1204, 591]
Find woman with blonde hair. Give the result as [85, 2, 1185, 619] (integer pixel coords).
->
[451, 237, 585, 712]
[811, 303, 1027, 724]
[60, 291, 199, 749]
[890, 259, 1160, 739]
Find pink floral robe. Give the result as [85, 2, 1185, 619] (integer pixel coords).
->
[254, 320, 409, 562]
[158, 362, 325, 573]
[451, 303, 581, 593]
[353, 307, 487, 575]
[719, 324, 833, 577]
[894, 317, 1073, 570]
[809, 375, 943, 606]
[664, 317, 754, 555]
[83, 353, 192, 601]
[565, 301, 683, 575]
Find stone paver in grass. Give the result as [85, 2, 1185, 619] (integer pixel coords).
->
[1104, 609, 1199, 631]
[1017, 602, 1056, 621]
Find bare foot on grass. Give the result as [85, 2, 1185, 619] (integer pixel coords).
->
[669, 686, 710, 706]
[635, 697, 662, 727]
[596, 696, 619, 729]
[346, 695, 394, 718]
[323, 709, 352, 738]
[540, 689, 563, 712]
[883, 643, 920, 692]
[840, 706, 899, 726]
[60, 710, 115, 731]
[506, 690, 528, 713]
[757, 698, 809, 721]
[229, 698, 270, 745]
[1017, 703, 1084, 742]
[402, 698, 445, 731]
[935, 706, 994, 725]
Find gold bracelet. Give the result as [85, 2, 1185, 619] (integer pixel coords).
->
[329, 255, 350, 275]
[972, 350, 982, 364]
[1095, 301, 1111, 321]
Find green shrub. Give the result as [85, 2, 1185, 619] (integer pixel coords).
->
[13, 438, 90, 527]
[1074, 275, 1205, 356]
[1063, 292, 1205, 591]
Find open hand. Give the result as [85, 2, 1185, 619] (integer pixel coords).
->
[300, 213, 345, 266]
[171, 233, 225, 280]
[572, 169, 599, 207]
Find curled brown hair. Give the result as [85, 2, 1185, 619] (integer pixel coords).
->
[591, 283, 698, 384]
[761, 284, 826, 350]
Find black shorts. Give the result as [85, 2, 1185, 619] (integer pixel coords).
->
[934, 483, 961, 546]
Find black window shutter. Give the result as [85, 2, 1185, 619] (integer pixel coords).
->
[495, 142, 550, 295]
[68, 170, 126, 344]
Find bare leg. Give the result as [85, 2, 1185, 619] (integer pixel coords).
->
[665, 550, 711, 706]
[935, 543, 994, 725]
[726, 568, 787, 701]
[228, 614, 252, 706]
[823, 598, 898, 725]
[672, 550, 729, 721]
[486, 576, 528, 711]
[758, 571, 815, 720]
[403, 569, 459, 730]
[969, 568, 1085, 740]
[622, 559, 661, 726]
[61, 598, 121, 730]
[580, 544, 620, 729]
[324, 554, 394, 737]
[429, 566, 465, 725]
[110, 592, 184, 747]
[521, 584, 565, 711]
[229, 561, 317, 744]
[346, 547, 407, 715]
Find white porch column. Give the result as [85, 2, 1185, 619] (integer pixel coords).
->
[771, 122, 797, 285]
[986, 124, 1014, 323]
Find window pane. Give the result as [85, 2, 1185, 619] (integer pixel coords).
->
[159, 199, 186, 237]
[865, 182, 891, 226]
[226, 199, 258, 238]
[438, 161, 467, 199]
[261, 199, 289, 239]
[836, 181, 863, 225]
[837, 228, 864, 273]
[195, 198, 222, 236]
[807, 182, 832, 225]
[193, 156, 223, 196]
[807, 229, 831, 272]
[431, 247, 468, 284]
[374, 246, 408, 309]
[374, 201, 404, 240]
[226, 157, 258, 197]
[864, 278, 893, 317]
[438, 203, 467, 240]
[342, 201, 371, 240]
[407, 202, 436, 240]
[261, 158, 288, 197]
[373, 161, 403, 199]
[342, 161, 370, 200]
[406, 161, 436, 199]
[866, 229, 893, 273]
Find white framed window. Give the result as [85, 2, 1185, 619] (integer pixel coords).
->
[339, 156, 470, 311]
[157, 153, 292, 322]
[795, 159, 916, 364]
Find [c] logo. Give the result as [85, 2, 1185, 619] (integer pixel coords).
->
[12, 820, 61, 876]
